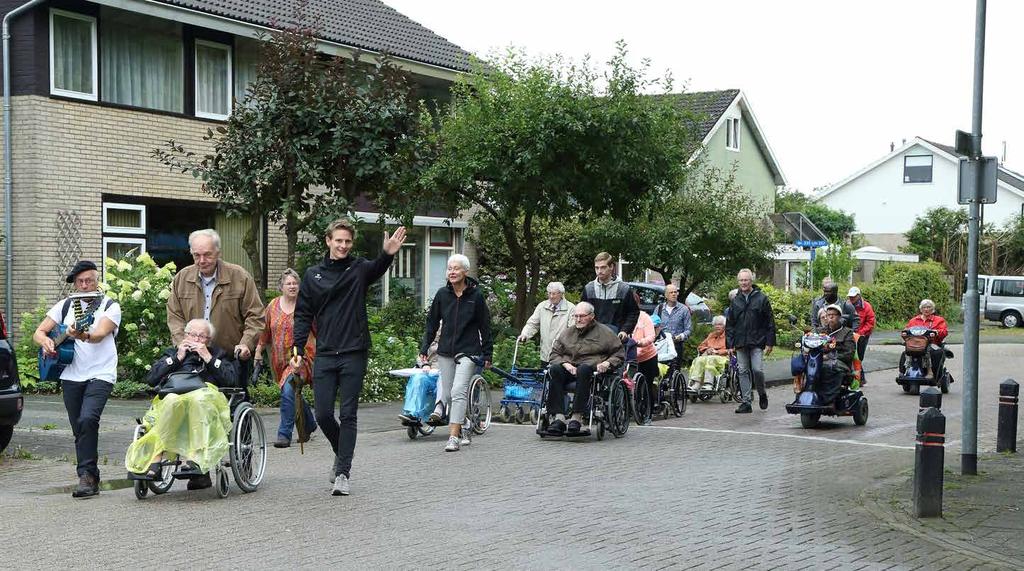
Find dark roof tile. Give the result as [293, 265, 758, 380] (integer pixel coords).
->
[656, 89, 739, 141]
[153, 0, 472, 72]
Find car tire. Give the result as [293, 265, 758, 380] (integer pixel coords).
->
[0, 424, 12, 455]
[1001, 311, 1021, 329]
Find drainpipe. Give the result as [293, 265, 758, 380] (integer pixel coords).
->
[3, 0, 44, 330]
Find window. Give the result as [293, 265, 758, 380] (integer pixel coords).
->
[904, 155, 933, 183]
[103, 237, 146, 267]
[992, 280, 1024, 298]
[50, 9, 98, 100]
[100, 8, 183, 112]
[103, 202, 145, 234]
[725, 117, 740, 151]
[234, 37, 261, 106]
[195, 40, 232, 119]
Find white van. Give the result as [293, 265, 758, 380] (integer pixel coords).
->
[975, 275, 1024, 328]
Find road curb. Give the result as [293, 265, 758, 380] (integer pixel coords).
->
[857, 470, 1024, 569]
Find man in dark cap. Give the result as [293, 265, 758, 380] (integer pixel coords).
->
[810, 277, 860, 331]
[32, 260, 121, 498]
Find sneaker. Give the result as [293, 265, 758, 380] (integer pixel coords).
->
[71, 474, 99, 498]
[735, 402, 752, 414]
[427, 405, 446, 426]
[758, 390, 768, 410]
[332, 475, 350, 496]
[444, 436, 461, 452]
[460, 431, 472, 446]
[187, 473, 213, 490]
[273, 437, 291, 448]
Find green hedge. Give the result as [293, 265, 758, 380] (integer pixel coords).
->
[858, 261, 954, 328]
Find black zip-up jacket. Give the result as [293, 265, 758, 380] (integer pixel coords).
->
[147, 346, 238, 388]
[292, 253, 394, 356]
[421, 277, 493, 360]
[725, 286, 777, 349]
[581, 278, 639, 335]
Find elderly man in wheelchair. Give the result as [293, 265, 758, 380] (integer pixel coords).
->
[540, 302, 627, 438]
[125, 318, 267, 498]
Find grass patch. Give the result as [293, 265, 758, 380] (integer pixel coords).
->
[6, 445, 41, 460]
[35, 423, 58, 431]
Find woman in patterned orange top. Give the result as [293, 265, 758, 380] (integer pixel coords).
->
[256, 268, 317, 448]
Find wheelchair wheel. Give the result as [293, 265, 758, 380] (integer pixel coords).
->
[498, 404, 511, 423]
[467, 375, 492, 435]
[229, 402, 267, 493]
[148, 460, 175, 495]
[406, 425, 418, 440]
[515, 405, 527, 424]
[608, 378, 630, 438]
[670, 371, 688, 417]
[134, 480, 148, 500]
[631, 373, 650, 425]
[215, 466, 230, 498]
[530, 406, 540, 425]
[939, 372, 951, 394]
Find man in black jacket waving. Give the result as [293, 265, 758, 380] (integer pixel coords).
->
[290, 219, 406, 496]
[725, 268, 776, 414]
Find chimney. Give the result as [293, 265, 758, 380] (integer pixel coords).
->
[890, 142, 895, 152]
[902, 138, 906, 145]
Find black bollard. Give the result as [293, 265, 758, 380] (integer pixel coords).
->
[913, 407, 945, 518]
[919, 386, 942, 411]
[997, 379, 1019, 454]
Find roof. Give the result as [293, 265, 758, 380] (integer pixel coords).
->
[660, 89, 740, 141]
[817, 137, 1024, 201]
[659, 89, 787, 186]
[152, 0, 472, 72]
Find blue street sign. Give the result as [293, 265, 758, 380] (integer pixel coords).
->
[795, 240, 828, 248]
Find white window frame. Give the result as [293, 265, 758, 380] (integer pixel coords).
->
[102, 237, 146, 268]
[49, 9, 99, 101]
[194, 39, 233, 120]
[102, 202, 146, 234]
[725, 117, 740, 152]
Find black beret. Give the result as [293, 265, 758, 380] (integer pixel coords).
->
[66, 260, 98, 283]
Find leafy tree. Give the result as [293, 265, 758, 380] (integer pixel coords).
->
[775, 188, 856, 241]
[904, 207, 969, 261]
[155, 9, 429, 286]
[423, 44, 697, 328]
[588, 166, 776, 299]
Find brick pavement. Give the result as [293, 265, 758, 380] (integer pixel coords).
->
[1, 344, 1020, 569]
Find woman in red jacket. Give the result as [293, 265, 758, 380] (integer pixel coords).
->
[905, 299, 949, 377]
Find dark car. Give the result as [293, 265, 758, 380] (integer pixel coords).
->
[0, 318, 22, 454]
[626, 282, 713, 324]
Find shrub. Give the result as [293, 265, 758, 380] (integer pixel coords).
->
[16, 297, 51, 389]
[362, 331, 419, 403]
[858, 261, 953, 328]
[110, 380, 149, 399]
[484, 334, 542, 387]
[100, 252, 176, 383]
[248, 382, 282, 408]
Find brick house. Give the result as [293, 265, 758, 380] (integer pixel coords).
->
[0, 0, 473, 329]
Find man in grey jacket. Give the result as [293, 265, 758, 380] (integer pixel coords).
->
[654, 283, 692, 363]
[518, 282, 575, 367]
[810, 278, 860, 331]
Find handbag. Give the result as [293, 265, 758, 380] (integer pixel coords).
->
[654, 334, 677, 362]
[157, 372, 208, 396]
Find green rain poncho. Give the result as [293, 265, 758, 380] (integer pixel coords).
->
[125, 384, 232, 474]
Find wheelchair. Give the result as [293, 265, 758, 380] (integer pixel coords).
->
[535, 364, 631, 441]
[408, 354, 493, 440]
[707, 352, 742, 404]
[650, 359, 688, 419]
[129, 364, 268, 500]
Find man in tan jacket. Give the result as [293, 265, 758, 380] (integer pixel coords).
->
[545, 301, 624, 436]
[518, 281, 574, 366]
[166, 229, 265, 367]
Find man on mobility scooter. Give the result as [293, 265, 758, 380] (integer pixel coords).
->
[545, 302, 625, 436]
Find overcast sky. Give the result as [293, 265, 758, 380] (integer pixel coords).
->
[386, 0, 1024, 193]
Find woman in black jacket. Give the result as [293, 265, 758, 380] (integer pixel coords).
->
[420, 254, 493, 452]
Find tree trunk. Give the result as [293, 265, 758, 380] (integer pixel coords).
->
[243, 214, 266, 290]
[523, 211, 541, 326]
[498, 220, 531, 330]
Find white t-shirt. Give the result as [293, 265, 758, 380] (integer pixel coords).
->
[46, 296, 122, 383]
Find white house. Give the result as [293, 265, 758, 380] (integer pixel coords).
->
[815, 137, 1024, 251]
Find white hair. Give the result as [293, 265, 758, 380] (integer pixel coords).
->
[188, 229, 221, 251]
[712, 315, 726, 326]
[737, 268, 755, 280]
[184, 318, 215, 339]
[920, 299, 935, 310]
[575, 301, 595, 315]
[546, 281, 565, 294]
[447, 253, 470, 272]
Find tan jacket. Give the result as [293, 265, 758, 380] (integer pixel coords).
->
[548, 322, 625, 369]
[166, 261, 265, 353]
[519, 299, 574, 362]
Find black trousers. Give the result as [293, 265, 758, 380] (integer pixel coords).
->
[638, 357, 660, 410]
[547, 363, 595, 416]
[61, 379, 113, 480]
[816, 368, 844, 406]
[856, 334, 870, 380]
[312, 352, 368, 479]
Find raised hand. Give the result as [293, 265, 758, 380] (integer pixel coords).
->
[383, 226, 408, 256]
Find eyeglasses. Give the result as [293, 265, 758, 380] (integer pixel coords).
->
[185, 331, 210, 340]
[572, 313, 592, 319]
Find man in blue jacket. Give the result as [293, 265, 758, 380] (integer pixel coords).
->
[653, 283, 692, 365]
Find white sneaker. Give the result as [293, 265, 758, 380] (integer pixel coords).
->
[444, 436, 461, 452]
[460, 431, 472, 446]
[331, 475, 350, 496]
